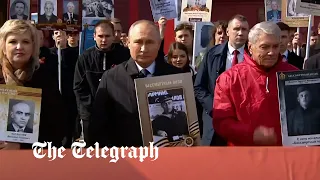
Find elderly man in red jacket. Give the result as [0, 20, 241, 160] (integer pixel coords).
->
[213, 21, 299, 146]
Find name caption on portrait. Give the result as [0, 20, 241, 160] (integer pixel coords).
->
[31, 141, 159, 163]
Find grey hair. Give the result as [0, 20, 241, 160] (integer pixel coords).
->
[248, 21, 281, 44]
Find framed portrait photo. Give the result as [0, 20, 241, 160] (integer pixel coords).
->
[0, 85, 42, 144]
[8, 0, 30, 20]
[277, 69, 320, 146]
[134, 73, 200, 147]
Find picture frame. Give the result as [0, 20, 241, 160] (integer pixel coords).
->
[134, 73, 200, 147]
[277, 69, 320, 146]
[0, 85, 42, 144]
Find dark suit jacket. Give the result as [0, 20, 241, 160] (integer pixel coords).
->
[7, 123, 33, 133]
[194, 41, 229, 117]
[89, 58, 182, 147]
[287, 51, 304, 69]
[38, 14, 58, 24]
[304, 52, 320, 69]
[62, 13, 79, 24]
[267, 10, 281, 21]
[11, 14, 28, 20]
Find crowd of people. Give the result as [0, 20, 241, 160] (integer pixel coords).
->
[0, 13, 319, 150]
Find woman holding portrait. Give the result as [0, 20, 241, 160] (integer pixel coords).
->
[0, 20, 67, 150]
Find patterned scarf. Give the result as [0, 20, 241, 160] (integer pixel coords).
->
[0, 57, 31, 86]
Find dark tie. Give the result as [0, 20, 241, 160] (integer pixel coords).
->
[140, 69, 150, 77]
[232, 50, 239, 66]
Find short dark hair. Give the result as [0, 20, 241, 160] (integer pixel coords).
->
[174, 23, 193, 36]
[94, 20, 114, 33]
[14, 0, 26, 9]
[276, 22, 290, 32]
[310, 31, 317, 36]
[228, 14, 247, 26]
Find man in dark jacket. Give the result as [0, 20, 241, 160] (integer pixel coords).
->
[276, 22, 304, 69]
[304, 52, 320, 69]
[74, 20, 130, 144]
[194, 14, 249, 146]
[89, 20, 182, 147]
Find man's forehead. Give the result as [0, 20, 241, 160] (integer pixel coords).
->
[13, 103, 30, 111]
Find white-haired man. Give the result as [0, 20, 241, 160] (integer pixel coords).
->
[213, 21, 298, 146]
[63, 1, 79, 25]
[38, 0, 58, 23]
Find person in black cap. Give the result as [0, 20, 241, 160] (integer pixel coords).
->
[287, 86, 320, 136]
[152, 94, 189, 142]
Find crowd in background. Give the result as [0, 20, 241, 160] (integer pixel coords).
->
[0, 12, 319, 149]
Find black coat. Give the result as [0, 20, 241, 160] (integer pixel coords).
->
[304, 52, 320, 69]
[89, 58, 182, 147]
[0, 66, 68, 149]
[194, 41, 229, 117]
[287, 51, 304, 70]
[74, 43, 131, 142]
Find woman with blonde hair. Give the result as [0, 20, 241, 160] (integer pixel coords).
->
[0, 19, 67, 150]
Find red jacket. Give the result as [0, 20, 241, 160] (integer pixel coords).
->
[213, 53, 299, 146]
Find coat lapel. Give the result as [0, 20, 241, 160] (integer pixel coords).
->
[124, 58, 140, 113]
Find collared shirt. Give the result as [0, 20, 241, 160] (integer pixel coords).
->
[12, 123, 25, 132]
[135, 61, 156, 77]
[68, 12, 73, 19]
[226, 43, 245, 70]
[282, 50, 289, 62]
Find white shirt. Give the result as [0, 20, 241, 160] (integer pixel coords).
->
[282, 50, 289, 62]
[12, 123, 25, 132]
[68, 12, 73, 19]
[135, 61, 156, 77]
[226, 43, 245, 70]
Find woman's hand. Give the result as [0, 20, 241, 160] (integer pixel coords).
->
[0, 141, 20, 150]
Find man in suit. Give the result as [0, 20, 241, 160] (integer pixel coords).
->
[89, 20, 182, 147]
[38, 1, 58, 24]
[10, 0, 28, 20]
[7, 102, 33, 133]
[267, 0, 281, 22]
[63, 1, 79, 25]
[194, 14, 249, 146]
[276, 22, 304, 69]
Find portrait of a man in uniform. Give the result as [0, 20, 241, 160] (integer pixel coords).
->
[151, 94, 189, 142]
[287, 86, 320, 136]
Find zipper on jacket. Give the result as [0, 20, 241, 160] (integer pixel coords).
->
[103, 53, 106, 71]
[265, 76, 270, 93]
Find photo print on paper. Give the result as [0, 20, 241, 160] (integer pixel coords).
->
[6, 99, 35, 134]
[9, 0, 30, 20]
[147, 88, 190, 145]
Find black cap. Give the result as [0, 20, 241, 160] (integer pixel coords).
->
[297, 86, 309, 95]
[158, 95, 172, 103]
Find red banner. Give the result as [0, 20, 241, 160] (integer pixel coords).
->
[1, 147, 320, 179]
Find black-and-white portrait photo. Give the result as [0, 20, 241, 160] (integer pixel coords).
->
[148, 88, 189, 143]
[287, 0, 309, 17]
[63, 0, 79, 25]
[285, 85, 320, 136]
[6, 99, 35, 134]
[38, 0, 58, 24]
[9, 0, 30, 20]
[82, 0, 114, 18]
